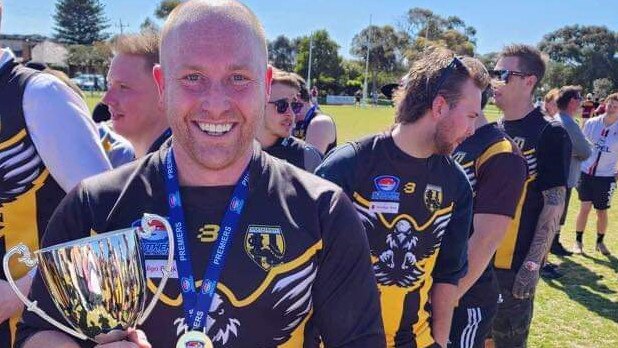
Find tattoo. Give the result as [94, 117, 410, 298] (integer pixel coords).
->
[513, 188, 566, 297]
[542, 186, 566, 206]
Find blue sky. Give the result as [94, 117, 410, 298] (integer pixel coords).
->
[1, 0, 615, 58]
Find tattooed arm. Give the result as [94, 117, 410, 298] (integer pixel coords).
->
[512, 186, 566, 299]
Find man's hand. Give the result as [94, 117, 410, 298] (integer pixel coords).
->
[95, 329, 151, 348]
[0, 275, 34, 323]
[512, 261, 540, 299]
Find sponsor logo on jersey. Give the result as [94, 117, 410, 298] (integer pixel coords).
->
[369, 201, 400, 214]
[371, 175, 401, 201]
[424, 184, 443, 212]
[244, 225, 285, 271]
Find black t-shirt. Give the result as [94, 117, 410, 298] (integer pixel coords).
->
[316, 133, 471, 348]
[494, 108, 571, 285]
[15, 143, 384, 348]
[452, 123, 527, 307]
[263, 137, 323, 172]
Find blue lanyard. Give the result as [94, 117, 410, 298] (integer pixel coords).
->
[163, 148, 250, 331]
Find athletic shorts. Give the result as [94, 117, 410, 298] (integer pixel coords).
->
[577, 172, 616, 210]
[449, 304, 498, 348]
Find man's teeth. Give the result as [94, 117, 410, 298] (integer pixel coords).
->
[197, 123, 233, 135]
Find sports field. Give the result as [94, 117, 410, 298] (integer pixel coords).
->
[86, 94, 617, 347]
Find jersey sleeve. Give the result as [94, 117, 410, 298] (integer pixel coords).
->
[314, 143, 358, 196]
[432, 171, 471, 285]
[474, 153, 527, 217]
[536, 123, 572, 191]
[311, 189, 385, 347]
[14, 185, 95, 348]
[303, 144, 324, 173]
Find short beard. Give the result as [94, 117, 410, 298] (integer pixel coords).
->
[434, 119, 456, 155]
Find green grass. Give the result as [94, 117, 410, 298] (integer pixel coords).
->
[85, 94, 617, 346]
[321, 104, 618, 348]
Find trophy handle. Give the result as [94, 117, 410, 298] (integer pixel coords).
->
[136, 213, 175, 325]
[2, 244, 88, 341]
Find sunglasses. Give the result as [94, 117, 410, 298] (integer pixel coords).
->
[426, 56, 465, 102]
[268, 99, 303, 114]
[489, 69, 531, 83]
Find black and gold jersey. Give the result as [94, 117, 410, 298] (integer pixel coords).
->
[0, 60, 66, 345]
[16, 143, 384, 348]
[494, 108, 570, 283]
[452, 123, 527, 307]
[316, 133, 471, 348]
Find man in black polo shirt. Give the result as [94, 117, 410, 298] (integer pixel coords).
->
[258, 68, 323, 172]
[449, 89, 527, 348]
[489, 44, 571, 347]
[317, 48, 490, 348]
[15, 1, 384, 347]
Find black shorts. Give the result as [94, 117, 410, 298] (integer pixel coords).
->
[577, 172, 616, 210]
[449, 304, 498, 348]
[559, 188, 572, 225]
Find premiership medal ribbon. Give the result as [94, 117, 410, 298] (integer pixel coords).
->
[164, 148, 250, 333]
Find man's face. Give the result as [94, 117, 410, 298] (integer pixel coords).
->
[102, 54, 162, 140]
[264, 83, 298, 139]
[492, 57, 534, 110]
[607, 100, 618, 117]
[155, 17, 271, 171]
[295, 98, 312, 122]
[568, 94, 583, 116]
[435, 79, 481, 155]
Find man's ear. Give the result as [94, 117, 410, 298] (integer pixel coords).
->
[431, 95, 449, 120]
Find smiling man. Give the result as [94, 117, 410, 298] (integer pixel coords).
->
[317, 47, 490, 348]
[257, 68, 323, 172]
[15, 1, 384, 347]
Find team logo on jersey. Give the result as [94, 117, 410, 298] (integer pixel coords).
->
[244, 225, 285, 271]
[452, 151, 467, 163]
[512, 137, 526, 150]
[371, 175, 401, 201]
[423, 184, 443, 212]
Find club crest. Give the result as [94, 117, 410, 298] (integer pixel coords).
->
[244, 225, 285, 271]
[423, 184, 443, 212]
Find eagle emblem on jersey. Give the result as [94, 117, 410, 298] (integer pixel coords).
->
[423, 184, 443, 212]
[244, 225, 285, 271]
[374, 217, 449, 287]
[0, 133, 45, 205]
[174, 262, 317, 346]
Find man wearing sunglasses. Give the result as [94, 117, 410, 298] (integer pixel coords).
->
[317, 47, 490, 348]
[257, 68, 323, 172]
[489, 44, 571, 348]
[449, 88, 527, 348]
[292, 75, 337, 155]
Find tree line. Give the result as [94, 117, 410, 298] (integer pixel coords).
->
[55, 0, 617, 98]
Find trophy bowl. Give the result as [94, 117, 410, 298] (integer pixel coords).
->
[3, 213, 175, 344]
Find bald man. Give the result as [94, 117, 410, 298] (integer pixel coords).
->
[15, 1, 384, 347]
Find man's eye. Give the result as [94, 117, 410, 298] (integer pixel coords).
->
[185, 74, 200, 82]
[232, 74, 248, 83]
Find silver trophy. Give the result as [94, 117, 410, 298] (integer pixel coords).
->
[2, 213, 175, 344]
